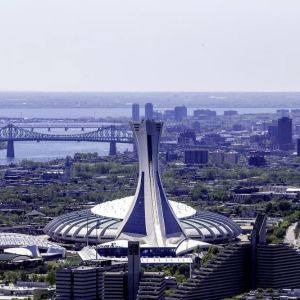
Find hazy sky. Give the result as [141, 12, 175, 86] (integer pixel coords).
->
[0, 0, 299, 92]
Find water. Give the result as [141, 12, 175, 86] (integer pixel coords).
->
[0, 127, 132, 164]
[0, 141, 132, 164]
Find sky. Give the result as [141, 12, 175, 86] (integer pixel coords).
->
[0, 0, 299, 92]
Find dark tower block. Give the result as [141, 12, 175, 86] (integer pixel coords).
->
[145, 103, 153, 120]
[278, 117, 293, 150]
[132, 103, 140, 121]
[109, 141, 117, 156]
[7, 140, 15, 158]
[128, 241, 141, 300]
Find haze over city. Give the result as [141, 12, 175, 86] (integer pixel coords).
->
[0, 0, 300, 92]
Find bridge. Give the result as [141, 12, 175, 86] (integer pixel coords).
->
[0, 124, 133, 158]
[0, 123, 123, 131]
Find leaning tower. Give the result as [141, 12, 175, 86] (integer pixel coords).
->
[117, 119, 186, 247]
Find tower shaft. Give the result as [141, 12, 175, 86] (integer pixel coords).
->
[117, 120, 186, 247]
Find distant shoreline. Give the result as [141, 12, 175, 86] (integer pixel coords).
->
[0, 91, 299, 110]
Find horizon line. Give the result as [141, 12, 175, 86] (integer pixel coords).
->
[0, 90, 300, 94]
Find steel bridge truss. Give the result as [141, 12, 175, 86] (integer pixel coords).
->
[0, 124, 133, 143]
[0, 124, 133, 158]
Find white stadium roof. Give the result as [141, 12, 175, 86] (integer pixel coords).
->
[0, 233, 65, 253]
[91, 196, 196, 219]
[45, 196, 241, 246]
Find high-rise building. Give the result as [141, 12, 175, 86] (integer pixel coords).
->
[103, 271, 128, 300]
[298, 138, 300, 156]
[128, 241, 141, 300]
[268, 124, 278, 144]
[137, 272, 166, 300]
[184, 149, 208, 165]
[174, 105, 187, 122]
[145, 103, 153, 120]
[278, 117, 293, 150]
[132, 103, 140, 121]
[56, 264, 127, 300]
[210, 151, 239, 166]
[56, 266, 105, 300]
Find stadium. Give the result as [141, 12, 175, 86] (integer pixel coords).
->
[44, 196, 241, 246]
[44, 120, 241, 256]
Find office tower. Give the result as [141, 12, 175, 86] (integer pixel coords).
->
[145, 103, 153, 119]
[184, 149, 208, 165]
[56, 266, 105, 300]
[278, 117, 293, 150]
[137, 272, 166, 300]
[174, 105, 187, 122]
[128, 241, 141, 300]
[117, 120, 186, 247]
[103, 272, 127, 300]
[268, 124, 278, 144]
[132, 103, 140, 121]
[56, 264, 128, 300]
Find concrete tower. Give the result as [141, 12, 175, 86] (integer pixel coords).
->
[117, 120, 186, 247]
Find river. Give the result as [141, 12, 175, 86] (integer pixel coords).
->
[0, 127, 132, 164]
